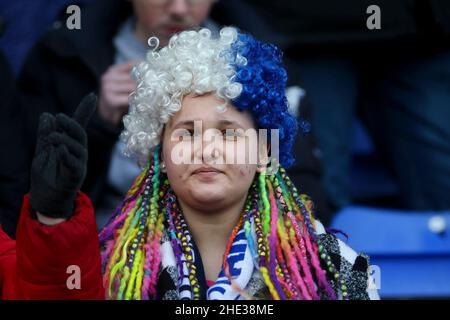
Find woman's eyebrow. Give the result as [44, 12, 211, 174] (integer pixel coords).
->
[219, 119, 244, 127]
[170, 120, 196, 129]
[171, 119, 245, 129]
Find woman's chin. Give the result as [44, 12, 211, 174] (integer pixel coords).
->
[188, 185, 228, 205]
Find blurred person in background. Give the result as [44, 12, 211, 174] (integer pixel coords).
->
[16, 0, 218, 229]
[213, 0, 450, 215]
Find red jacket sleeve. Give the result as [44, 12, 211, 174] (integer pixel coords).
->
[1, 192, 105, 299]
[0, 225, 17, 299]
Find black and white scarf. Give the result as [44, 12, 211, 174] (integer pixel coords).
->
[155, 219, 379, 300]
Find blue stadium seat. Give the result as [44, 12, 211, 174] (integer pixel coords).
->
[331, 206, 450, 298]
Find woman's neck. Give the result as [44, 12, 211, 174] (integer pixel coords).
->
[179, 196, 247, 248]
[177, 195, 247, 280]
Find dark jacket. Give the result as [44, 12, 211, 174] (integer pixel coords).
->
[0, 51, 30, 238]
[18, 0, 133, 212]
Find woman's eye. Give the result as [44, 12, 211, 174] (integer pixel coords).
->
[192, 130, 201, 138]
[174, 129, 195, 142]
[181, 129, 201, 137]
[222, 129, 241, 140]
[186, 130, 202, 140]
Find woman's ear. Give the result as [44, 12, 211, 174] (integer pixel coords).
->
[256, 145, 271, 173]
[256, 163, 265, 173]
[160, 147, 167, 173]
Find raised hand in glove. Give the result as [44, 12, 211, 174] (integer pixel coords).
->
[29, 93, 97, 219]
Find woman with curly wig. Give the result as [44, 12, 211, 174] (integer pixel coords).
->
[0, 27, 379, 300]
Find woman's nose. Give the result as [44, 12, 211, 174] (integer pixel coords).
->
[193, 128, 224, 164]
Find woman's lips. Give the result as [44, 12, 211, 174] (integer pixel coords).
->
[194, 171, 220, 177]
[191, 167, 223, 179]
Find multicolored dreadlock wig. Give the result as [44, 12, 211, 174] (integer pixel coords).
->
[98, 27, 351, 300]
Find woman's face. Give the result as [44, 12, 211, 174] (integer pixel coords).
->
[161, 93, 263, 212]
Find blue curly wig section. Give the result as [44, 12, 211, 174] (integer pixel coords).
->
[226, 32, 298, 168]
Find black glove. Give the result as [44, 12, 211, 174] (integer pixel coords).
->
[29, 93, 97, 219]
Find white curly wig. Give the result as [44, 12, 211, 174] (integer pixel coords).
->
[121, 27, 245, 162]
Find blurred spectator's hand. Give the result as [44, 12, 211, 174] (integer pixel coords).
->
[98, 61, 136, 126]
